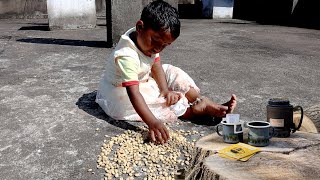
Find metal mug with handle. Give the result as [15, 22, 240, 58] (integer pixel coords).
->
[216, 120, 244, 144]
[247, 121, 275, 147]
[267, 98, 303, 137]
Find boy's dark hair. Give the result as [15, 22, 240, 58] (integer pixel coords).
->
[141, 0, 180, 39]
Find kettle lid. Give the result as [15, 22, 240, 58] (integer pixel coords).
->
[268, 98, 290, 106]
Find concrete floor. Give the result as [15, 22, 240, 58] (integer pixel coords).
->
[0, 18, 319, 179]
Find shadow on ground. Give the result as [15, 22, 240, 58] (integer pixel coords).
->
[76, 91, 221, 129]
[76, 91, 139, 131]
[17, 38, 108, 48]
[215, 21, 256, 25]
[19, 25, 50, 31]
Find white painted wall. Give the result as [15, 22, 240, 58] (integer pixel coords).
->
[47, 0, 96, 30]
[212, 7, 233, 18]
[212, 0, 234, 18]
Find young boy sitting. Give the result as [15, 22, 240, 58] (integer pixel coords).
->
[96, 0, 236, 144]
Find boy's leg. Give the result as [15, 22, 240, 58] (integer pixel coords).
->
[223, 94, 237, 114]
[182, 87, 237, 118]
[162, 64, 236, 118]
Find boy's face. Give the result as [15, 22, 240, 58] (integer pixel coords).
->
[136, 21, 176, 57]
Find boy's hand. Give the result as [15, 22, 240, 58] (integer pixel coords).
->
[147, 120, 170, 144]
[160, 90, 181, 106]
[125, 85, 170, 144]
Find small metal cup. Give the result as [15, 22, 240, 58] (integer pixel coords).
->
[216, 120, 244, 144]
[247, 121, 275, 147]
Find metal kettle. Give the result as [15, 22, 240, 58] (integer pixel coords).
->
[266, 98, 303, 137]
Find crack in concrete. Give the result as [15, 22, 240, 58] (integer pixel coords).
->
[290, 142, 320, 153]
[275, 142, 320, 155]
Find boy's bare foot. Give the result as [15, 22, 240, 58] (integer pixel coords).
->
[222, 94, 237, 113]
[191, 97, 228, 117]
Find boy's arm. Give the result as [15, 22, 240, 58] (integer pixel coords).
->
[151, 60, 169, 94]
[126, 85, 169, 143]
[151, 61, 180, 106]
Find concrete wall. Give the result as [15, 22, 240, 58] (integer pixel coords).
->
[0, 0, 47, 18]
[0, 0, 105, 18]
[47, 0, 96, 30]
[109, 0, 178, 45]
[212, 0, 234, 18]
[96, 0, 106, 17]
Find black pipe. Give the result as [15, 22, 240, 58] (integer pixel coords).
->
[106, 0, 113, 47]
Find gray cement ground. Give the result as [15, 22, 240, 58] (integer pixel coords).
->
[0, 18, 319, 179]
